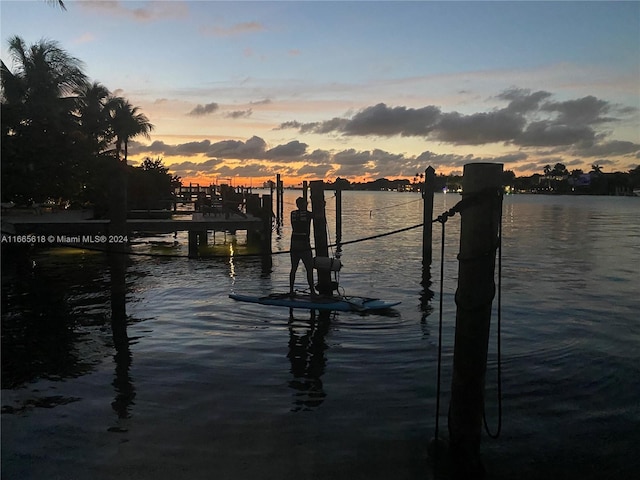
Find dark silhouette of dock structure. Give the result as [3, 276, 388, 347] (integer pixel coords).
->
[1, 189, 273, 258]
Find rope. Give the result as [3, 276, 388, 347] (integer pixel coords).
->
[483, 197, 503, 439]
[429, 189, 503, 480]
[433, 210, 447, 473]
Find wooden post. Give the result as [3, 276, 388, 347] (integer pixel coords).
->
[310, 180, 332, 295]
[302, 181, 308, 203]
[108, 160, 127, 328]
[335, 187, 342, 247]
[448, 162, 503, 479]
[279, 177, 284, 220]
[422, 166, 436, 265]
[276, 174, 282, 225]
[261, 194, 273, 255]
[421, 166, 436, 312]
[188, 230, 198, 258]
[198, 230, 208, 246]
[107, 158, 130, 417]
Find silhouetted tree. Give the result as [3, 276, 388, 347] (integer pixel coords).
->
[74, 81, 115, 154]
[127, 157, 173, 210]
[1, 36, 87, 203]
[550, 163, 568, 177]
[1, 36, 155, 208]
[502, 170, 516, 188]
[110, 98, 154, 164]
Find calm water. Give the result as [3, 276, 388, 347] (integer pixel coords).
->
[2, 191, 639, 480]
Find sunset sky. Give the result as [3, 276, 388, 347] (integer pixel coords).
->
[2, 1, 639, 186]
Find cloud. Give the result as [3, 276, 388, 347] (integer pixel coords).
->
[77, 1, 188, 22]
[541, 95, 612, 125]
[572, 139, 640, 157]
[515, 121, 596, 147]
[72, 32, 96, 45]
[133, 85, 639, 179]
[165, 158, 224, 179]
[207, 136, 267, 159]
[188, 102, 219, 116]
[496, 88, 552, 114]
[279, 88, 632, 153]
[344, 104, 442, 137]
[280, 104, 440, 137]
[225, 109, 252, 119]
[265, 140, 308, 160]
[200, 21, 265, 37]
[142, 140, 212, 157]
[434, 110, 525, 145]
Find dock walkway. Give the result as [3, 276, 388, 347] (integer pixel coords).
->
[1, 210, 262, 235]
[1, 209, 267, 257]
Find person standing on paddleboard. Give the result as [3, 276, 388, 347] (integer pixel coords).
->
[290, 197, 317, 296]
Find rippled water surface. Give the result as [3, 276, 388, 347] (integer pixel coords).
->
[2, 191, 639, 479]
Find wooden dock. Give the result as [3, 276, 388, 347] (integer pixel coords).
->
[1, 209, 269, 258]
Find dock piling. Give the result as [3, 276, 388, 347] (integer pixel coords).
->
[422, 166, 436, 265]
[310, 181, 332, 295]
[448, 162, 503, 479]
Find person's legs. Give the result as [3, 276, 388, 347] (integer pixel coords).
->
[301, 250, 316, 294]
[290, 251, 301, 294]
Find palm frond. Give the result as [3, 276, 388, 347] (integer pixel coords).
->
[45, 0, 66, 11]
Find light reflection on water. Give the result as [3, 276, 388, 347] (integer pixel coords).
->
[2, 192, 639, 479]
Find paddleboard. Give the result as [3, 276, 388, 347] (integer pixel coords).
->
[229, 292, 400, 312]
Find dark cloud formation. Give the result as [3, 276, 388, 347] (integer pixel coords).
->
[343, 104, 441, 136]
[435, 110, 525, 145]
[188, 102, 219, 116]
[225, 109, 253, 119]
[517, 122, 596, 147]
[208, 136, 267, 158]
[541, 95, 612, 125]
[133, 87, 638, 180]
[573, 140, 640, 157]
[144, 139, 212, 156]
[496, 88, 552, 114]
[265, 140, 308, 160]
[278, 88, 639, 152]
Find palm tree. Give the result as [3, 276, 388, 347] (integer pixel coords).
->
[109, 97, 154, 164]
[74, 81, 114, 153]
[590, 164, 603, 175]
[2, 36, 86, 132]
[3, 36, 86, 97]
[1, 36, 87, 201]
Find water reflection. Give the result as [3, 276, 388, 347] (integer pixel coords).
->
[109, 252, 136, 419]
[420, 264, 434, 317]
[287, 309, 331, 411]
[1, 249, 108, 389]
[0, 246, 138, 421]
